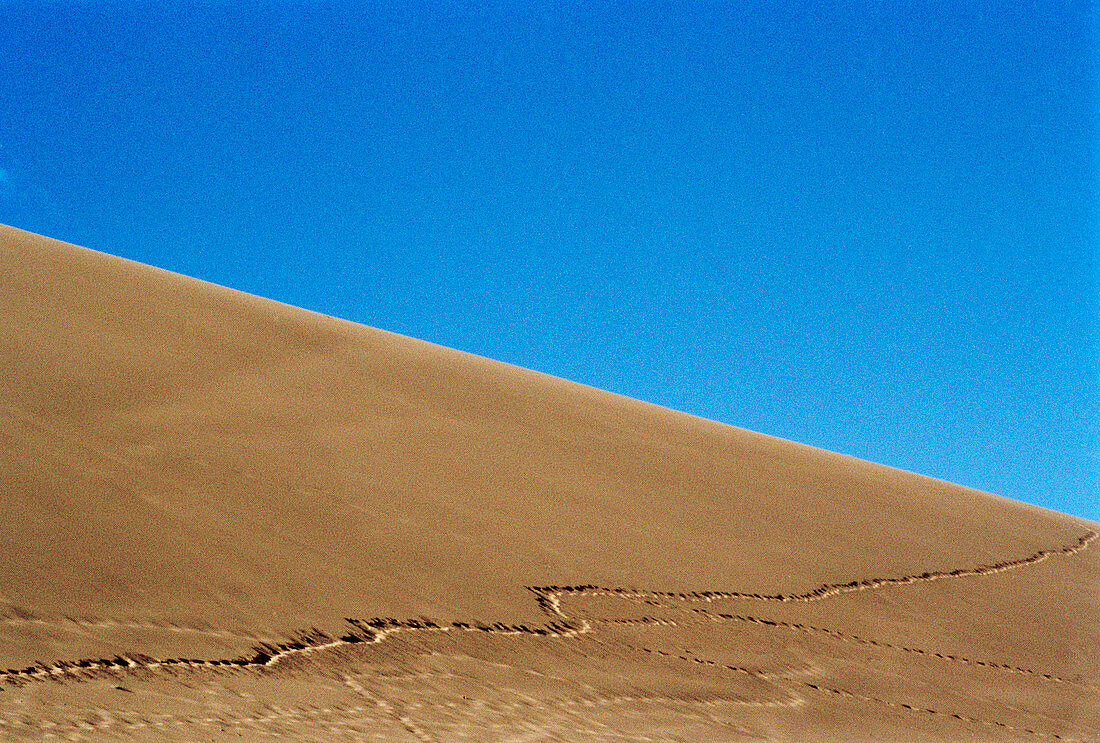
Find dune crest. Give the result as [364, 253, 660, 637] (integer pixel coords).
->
[1, 223, 1096, 741]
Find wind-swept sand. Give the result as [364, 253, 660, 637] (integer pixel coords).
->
[0, 222, 1096, 741]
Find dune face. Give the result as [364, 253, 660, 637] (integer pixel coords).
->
[0, 223, 1096, 741]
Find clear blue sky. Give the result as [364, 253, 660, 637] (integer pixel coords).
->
[2, 2, 1096, 521]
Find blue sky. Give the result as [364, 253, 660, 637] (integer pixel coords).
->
[1, 2, 1096, 521]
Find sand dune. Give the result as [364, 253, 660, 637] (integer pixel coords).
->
[0, 222, 1096, 741]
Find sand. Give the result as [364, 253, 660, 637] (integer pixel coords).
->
[0, 222, 1096, 741]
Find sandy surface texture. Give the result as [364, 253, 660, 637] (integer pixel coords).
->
[0, 223, 1096, 741]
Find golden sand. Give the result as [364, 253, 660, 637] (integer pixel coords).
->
[1, 223, 1095, 741]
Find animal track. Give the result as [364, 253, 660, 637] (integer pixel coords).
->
[1, 529, 1094, 741]
[695, 609, 1097, 690]
[531, 529, 1097, 608]
[0, 618, 591, 688]
[799, 681, 1083, 741]
[614, 643, 807, 709]
[344, 673, 437, 743]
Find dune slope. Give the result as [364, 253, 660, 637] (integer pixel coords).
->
[0, 223, 1096, 741]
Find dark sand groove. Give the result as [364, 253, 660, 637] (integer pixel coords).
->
[533, 529, 1096, 609]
